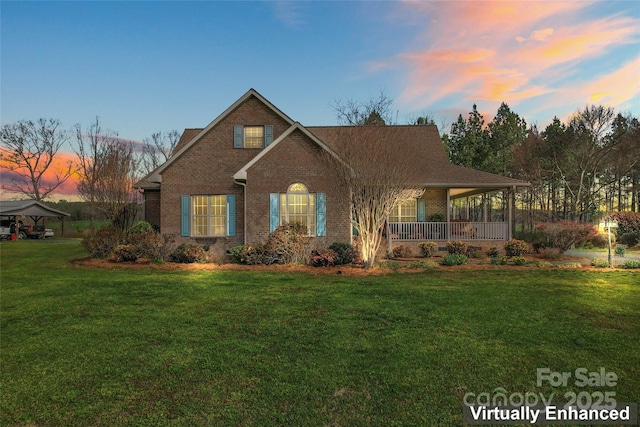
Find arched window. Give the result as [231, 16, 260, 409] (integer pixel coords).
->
[280, 183, 316, 235]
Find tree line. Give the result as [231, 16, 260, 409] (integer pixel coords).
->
[439, 103, 639, 229]
[0, 117, 178, 229]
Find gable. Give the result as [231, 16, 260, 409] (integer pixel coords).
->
[139, 89, 295, 185]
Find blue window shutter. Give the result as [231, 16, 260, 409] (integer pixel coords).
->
[226, 194, 236, 236]
[233, 125, 243, 148]
[264, 125, 273, 146]
[316, 193, 326, 237]
[269, 193, 280, 232]
[417, 198, 426, 222]
[180, 195, 190, 237]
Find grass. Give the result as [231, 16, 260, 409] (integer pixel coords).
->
[1, 241, 639, 426]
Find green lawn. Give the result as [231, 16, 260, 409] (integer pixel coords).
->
[1, 241, 639, 426]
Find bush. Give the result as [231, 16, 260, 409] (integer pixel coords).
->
[82, 226, 125, 259]
[504, 239, 531, 257]
[240, 244, 267, 265]
[485, 247, 500, 258]
[491, 256, 508, 265]
[407, 260, 438, 269]
[556, 262, 583, 269]
[622, 259, 640, 269]
[512, 255, 527, 266]
[446, 241, 467, 255]
[126, 229, 174, 262]
[228, 245, 245, 264]
[110, 244, 141, 262]
[590, 258, 610, 268]
[128, 221, 154, 235]
[169, 244, 208, 263]
[442, 254, 467, 266]
[587, 234, 608, 249]
[428, 213, 445, 222]
[392, 245, 413, 259]
[329, 242, 357, 265]
[604, 212, 640, 241]
[536, 221, 597, 253]
[618, 232, 639, 246]
[263, 223, 311, 264]
[418, 241, 438, 258]
[310, 248, 338, 267]
[615, 246, 626, 256]
[377, 260, 402, 271]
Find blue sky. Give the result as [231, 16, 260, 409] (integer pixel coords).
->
[2, 0, 639, 146]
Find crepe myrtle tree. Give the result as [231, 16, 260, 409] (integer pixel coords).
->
[0, 118, 73, 201]
[326, 95, 425, 268]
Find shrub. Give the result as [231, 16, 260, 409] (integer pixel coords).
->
[504, 239, 531, 257]
[240, 244, 267, 265]
[428, 213, 445, 222]
[622, 259, 640, 269]
[586, 234, 607, 249]
[512, 256, 527, 266]
[531, 260, 553, 268]
[169, 244, 208, 263]
[418, 241, 438, 258]
[446, 240, 467, 255]
[491, 256, 508, 265]
[263, 223, 311, 264]
[126, 230, 174, 262]
[329, 242, 357, 265]
[392, 245, 413, 259]
[228, 245, 245, 264]
[615, 246, 626, 256]
[82, 225, 125, 259]
[618, 232, 639, 246]
[407, 260, 438, 269]
[536, 221, 597, 253]
[110, 244, 141, 262]
[310, 248, 338, 267]
[590, 258, 610, 268]
[377, 260, 402, 271]
[442, 254, 467, 266]
[485, 247, 500, 258]
[128, 221, 154, 235]
[604, 212, 640, 241]
[556, 262, 583, 269]
[532, 242, 546, 254]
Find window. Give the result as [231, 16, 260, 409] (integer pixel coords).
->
[270, 184, 325, 237]
[390, 199, 417, 222]
[244, 126, 264, 148]
[191, 195, 227, 236]
[234, 125, 273, 148]
[280, 183, 316, 235]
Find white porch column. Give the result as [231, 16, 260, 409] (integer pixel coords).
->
[508, 188, 513, 240]
[446, 189, 451, 240]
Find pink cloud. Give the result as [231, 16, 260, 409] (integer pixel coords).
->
[389, 1, 639, 119]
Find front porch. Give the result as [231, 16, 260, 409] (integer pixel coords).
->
[387, 186, 515, 242]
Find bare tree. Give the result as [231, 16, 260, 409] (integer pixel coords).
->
[332, 91, 395, 125]
[94, 140, 140, 230]
[140, 130, 180, 175]
[325, 94, 425, 268]
[74, 117, 140, 229]
[0, 118, 72, 201]
[74, 117, 118, 227]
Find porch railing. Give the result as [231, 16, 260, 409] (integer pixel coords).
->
[388, 221, 509, 241]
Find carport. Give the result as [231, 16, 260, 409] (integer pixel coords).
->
[0, 200, 70, 239]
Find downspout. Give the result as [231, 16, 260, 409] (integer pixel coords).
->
[234, 180, 247, 245]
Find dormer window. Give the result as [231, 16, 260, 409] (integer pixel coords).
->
[244, 126, 264, 148]
[234, 125, 274, 148]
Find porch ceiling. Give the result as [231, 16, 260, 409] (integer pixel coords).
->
[449, 187, 505, 199]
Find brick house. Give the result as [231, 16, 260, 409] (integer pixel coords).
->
[135, 89, 528, 254]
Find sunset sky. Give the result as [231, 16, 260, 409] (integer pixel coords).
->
[1, 0, 639, 199]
